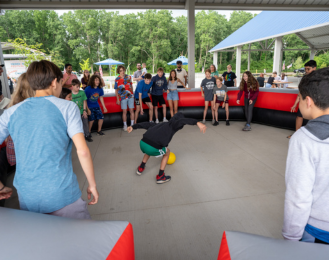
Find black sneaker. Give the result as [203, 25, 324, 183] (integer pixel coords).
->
[226, 120, 230, 126]
[213, 121, 219, 126]
[85, 136, 93, 142]
[156, 173, 171, 184]
[97, 131, 105, 136]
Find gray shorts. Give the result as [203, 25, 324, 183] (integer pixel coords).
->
[48, 197, 91, 220]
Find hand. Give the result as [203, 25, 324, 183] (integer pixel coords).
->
[222, 103, 225, 108]
[0, 186, 13, 200]
[167, 90, 169, 94]
[291, 105, 297, 113]
[103, 107, 108, 113]
[83, 111, 88, 119]
[186, 88, 190, 90]
[116, 100, 120, 105]
[87, 186, 99, 205]
[249, 100, 253, 105]
[140, 109, 144, 115]
[197, 122, 207, 134]
[213, 105, 216, 110]
[236, 100, 240, 104]
[127, 126, 133, 133]
[201, 93, 204, 97]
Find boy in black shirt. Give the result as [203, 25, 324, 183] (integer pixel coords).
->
[222, 64, 237, 87]
[127, 113, 206, 184]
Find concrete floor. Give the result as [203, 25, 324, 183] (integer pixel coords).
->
[5, 121, 291, 260]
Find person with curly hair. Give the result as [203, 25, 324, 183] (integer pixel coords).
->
[236, 71, 259, 131]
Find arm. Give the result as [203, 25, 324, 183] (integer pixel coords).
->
[234, 78, 237, 87]
[139, 92, 143, 115]
[250, 85, 259, 101]
[72, 133, 99, 205]
[282, 136, 314, 240]
[115, 89, 120, 105]
[223, 92, 227, 108]
[213, 94, 217, 109]
[99, 96, 107, 113]
[291, 95, 300, 112]
[83, 97, 88, 118]
[178, 79, 187, 89]
[200, 82, 204, 96]
[236, 89, 243, 103]
[131, 121, 157, 131]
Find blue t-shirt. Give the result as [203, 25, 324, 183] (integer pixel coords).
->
[84, 86, 104, 109]
[0, 96, 83, 213]
[135, 80, 153, 99]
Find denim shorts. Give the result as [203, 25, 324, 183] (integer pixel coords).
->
[121, 98, 134, 109]
[88, 107, 104, 121]
[167, 90, 179, 101]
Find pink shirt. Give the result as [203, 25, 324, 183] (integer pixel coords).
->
[63, 73, 77, 85]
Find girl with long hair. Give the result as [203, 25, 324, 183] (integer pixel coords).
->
[210, 64, 219, 78]
[81, 70, 90, 90]
[1, 73, 35, 199]
[85, 75, 107, 135]
[167, 70, 188, 117]
[236, 71, 259, 131]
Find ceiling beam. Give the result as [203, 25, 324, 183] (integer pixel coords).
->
[2, 1, 329, 11]
[295, 32, 315, 49]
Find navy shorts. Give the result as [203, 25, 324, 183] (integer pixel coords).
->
[88, 107, 104, 121]
[152, 95, 166, 106]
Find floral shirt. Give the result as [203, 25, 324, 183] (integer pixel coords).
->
[117, 85, 134, 100]
[114, 74, 133, 95]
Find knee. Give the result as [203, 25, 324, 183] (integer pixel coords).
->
[123, 110, 127, 115]
[149, 105, 153, 110]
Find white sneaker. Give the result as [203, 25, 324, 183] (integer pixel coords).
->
[163, 118, 168, 122]
[123, 125, 127, 131]
[202, 120, 206, 124]
[155, 119, 159, 124]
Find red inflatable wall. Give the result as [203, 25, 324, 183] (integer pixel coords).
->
[100, 90, 299, 114]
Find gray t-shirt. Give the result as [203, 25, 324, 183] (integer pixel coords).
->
[133, 70, 143, 83]
[213, 84, 229, 101]
[201, 77, 216, 101]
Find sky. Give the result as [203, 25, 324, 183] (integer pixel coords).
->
[55, 10, 260, 19]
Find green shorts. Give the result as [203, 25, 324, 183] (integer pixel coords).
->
[140, 140, 166, 157]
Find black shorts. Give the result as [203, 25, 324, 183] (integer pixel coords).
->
[152, 95, 166, 106]
[135, 97, 151, 105]
[296, 108, 303, 118]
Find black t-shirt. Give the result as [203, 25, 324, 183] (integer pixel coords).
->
[267, 77, 274, 85]
[257, 77, 265, 87]
[222, 72, 237, 87]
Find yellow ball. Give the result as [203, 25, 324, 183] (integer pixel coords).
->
[167, 152, 176, 165]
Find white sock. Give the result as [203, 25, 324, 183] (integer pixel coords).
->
[123, 121, 127, 126]
[163, 117, 166, 120]
[131, 120, 134, 125]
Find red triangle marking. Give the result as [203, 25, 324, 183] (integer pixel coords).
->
[217, 231, 231, 260]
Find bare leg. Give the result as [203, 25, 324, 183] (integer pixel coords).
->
[162, 104, 166, 119]
[211, 101, 215, 120]
[142, 154, 150, 163]
[135, 106, 140, 124]
[214, 103, 220, 121]
[174, 101, 178, 115]
[154, 106, 158, 120]
[168, 100, 174, 117]
[129, 108, 135, 121]
[122, 109, 127, 123]
[147, 103, 153, 121]
[97, 119, 103, 132]
[88, 120, 94, 133]
[225, 103, 229, 120]
[160, 148, 170, 171]
[203, 101, 209, 120]
[296, 116, 303, 131]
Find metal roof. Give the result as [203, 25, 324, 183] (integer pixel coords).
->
[1, 0, 329, 11]
[210, 11, 329, 52]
